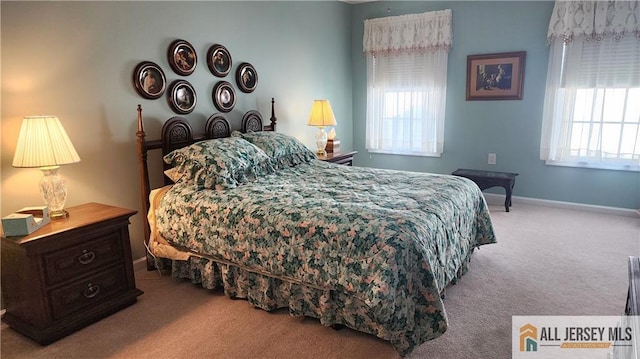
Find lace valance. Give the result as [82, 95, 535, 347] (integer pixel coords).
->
[547, 0, 640, 43]
[363, 9, 452, 57]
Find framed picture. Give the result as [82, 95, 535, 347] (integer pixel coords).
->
[466, 51, 526, 100]
[168, 39, 197, 76]
[207, 44, 232, 77]
[168, 80, 197, 114]
[212, 81, 236, 112]
[236, 62, 258, 93]
[133, 61, 166, 99]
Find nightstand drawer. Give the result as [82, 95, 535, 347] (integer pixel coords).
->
[43, 231, 124, 286]
[49, 264, 128, 320]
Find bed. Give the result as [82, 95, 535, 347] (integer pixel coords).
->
[135, 100, 497, 355]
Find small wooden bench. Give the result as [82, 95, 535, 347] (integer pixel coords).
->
[452, 169, 519, 212]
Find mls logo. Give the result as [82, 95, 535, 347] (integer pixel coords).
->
[520, 324, 538, 352]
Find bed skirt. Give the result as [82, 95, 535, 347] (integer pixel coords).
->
[150, 249, 476, 355]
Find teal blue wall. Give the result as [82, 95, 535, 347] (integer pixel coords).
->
[351, 1, 640, 210]
[1, 1, 353, 260]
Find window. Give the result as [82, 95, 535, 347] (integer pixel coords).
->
[541, 1, 640, 171]
[567, 87, 639, 162]
[363, 10, 451, 157]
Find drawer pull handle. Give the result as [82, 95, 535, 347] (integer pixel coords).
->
[83, 283, 100, 299]
[78, 250, 96, 265]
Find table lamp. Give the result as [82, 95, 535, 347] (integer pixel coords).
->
[12, 116, 81, 219]
[307, 99, 337, 155]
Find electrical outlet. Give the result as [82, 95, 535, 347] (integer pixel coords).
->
[488, 153, 496, 165]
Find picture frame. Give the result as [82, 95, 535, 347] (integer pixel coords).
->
[168, 39, 197, 76]
[466, 51, 526, 101]
[133, 61, 166, 99]
[207, 44, 232, 77]
[168, 80, 197, 114]
[236, 62, 258, 93]
[212, 81, 236, 113]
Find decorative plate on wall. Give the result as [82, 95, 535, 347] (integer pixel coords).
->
[236, 62, 258, 93]
[207, 44, 232, 77]
[168, 80, 197, 114]
[212, 81, 236, 113]
[168, 39, 197, 76]
[133, 61, 166, 99]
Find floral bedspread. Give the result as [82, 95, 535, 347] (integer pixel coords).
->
[155, 161, 496, 354]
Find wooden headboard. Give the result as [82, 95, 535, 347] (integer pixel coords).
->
[135, 98, 277, 252]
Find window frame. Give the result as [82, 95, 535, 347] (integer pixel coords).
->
[541, 36, 640, 172]
[365, 51, 448, 157]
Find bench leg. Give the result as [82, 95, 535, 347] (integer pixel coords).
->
[504, 182, 515, 212]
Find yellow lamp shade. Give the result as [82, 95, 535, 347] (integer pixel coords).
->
[307, 100, 337, 128]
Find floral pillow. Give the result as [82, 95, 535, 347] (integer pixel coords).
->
[232, 131, 316, 169]
[163, 137, 275, 190]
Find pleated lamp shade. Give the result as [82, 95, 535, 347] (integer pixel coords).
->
[307, 100, 337, 127]
[12, 116, 81, 168]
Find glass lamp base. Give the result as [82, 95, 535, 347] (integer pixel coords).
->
[40, 166, 69, 219]
[315, 127, 328, 156]
[50, 209, 69, 219]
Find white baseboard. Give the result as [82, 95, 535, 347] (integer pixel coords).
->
[134, 257, 148, 272]
[484, 193, 639, 218]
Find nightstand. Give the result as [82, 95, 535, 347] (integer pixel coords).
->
[1, 202, 143, 345]
[317, 150, 358, 166]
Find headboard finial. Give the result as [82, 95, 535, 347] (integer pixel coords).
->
[136, 104, 144, 132]
[269, 97, 277, 131]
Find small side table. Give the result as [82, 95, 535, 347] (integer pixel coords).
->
[452, 169, 519, 212]
[1, 202, 143, 345]
[317, 150, 357, 166]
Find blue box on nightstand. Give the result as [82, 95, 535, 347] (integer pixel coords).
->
[2, 206, 50, 236]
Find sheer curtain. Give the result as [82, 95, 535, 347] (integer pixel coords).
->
[541, 1, 640, 171]
[363, 10, 452, 156]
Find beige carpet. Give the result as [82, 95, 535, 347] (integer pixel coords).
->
[2, 203, 639, 359]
